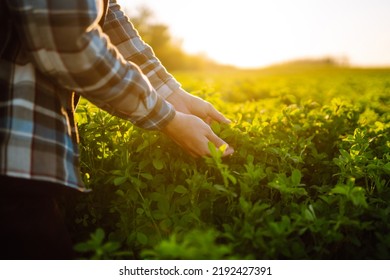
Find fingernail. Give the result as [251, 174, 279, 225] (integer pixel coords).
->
[224, 146, 234, 156]
[223, 118, 232, 124]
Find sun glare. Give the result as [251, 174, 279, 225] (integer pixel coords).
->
[121, 0, 390, 68]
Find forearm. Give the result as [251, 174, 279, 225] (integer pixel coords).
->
[104, 0, 183, 99]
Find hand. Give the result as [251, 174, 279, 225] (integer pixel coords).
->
[166, 90, 231, 124]
[162, 112, 234, 158]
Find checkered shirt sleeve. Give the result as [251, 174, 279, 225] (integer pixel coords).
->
[0, 0, 177, 190]
[104, 0, 183, 99]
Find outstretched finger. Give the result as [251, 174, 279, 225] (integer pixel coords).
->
[207, 106, 231, 124]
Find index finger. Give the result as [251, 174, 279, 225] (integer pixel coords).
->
[207, 106, 231, 124]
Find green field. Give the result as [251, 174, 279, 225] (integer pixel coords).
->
[68, 64, 390, 259]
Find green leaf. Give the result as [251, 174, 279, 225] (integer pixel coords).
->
[207, 141, 218, 157]
[210, 121, 221, 134]
[93, 228, 105, 244]
[383, 162, 390, 174]
[140, 173, 153, 180]
[174, 185, 188, 194]
[136, 232, 148, 245]
[73, 242, 94, 253]
[136, 140, 150, 153]
[239, 197, 251, 212]
[158, 199, 170, 214]
[291, 169, 302, 186]
[214, 184, 228, 193]
[304, 205, 316, 221]
[350, 187, 368, 208]
[115, 189, 125, 197]
[331, 185, 348, 196]
[227, 174, 237, 185]
[113, 176, 127, 186]
[102, 242, 120, 253]
[159, 219, 172, 231]
[153, 158, 164, 170]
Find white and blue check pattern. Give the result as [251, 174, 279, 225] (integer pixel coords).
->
[0, 0, 182, 190]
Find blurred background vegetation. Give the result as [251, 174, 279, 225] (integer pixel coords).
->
[125, 6, 233, 71]
[125, 6, 350, 72]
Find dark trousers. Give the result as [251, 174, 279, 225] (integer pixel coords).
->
[0, 176, 75, 260]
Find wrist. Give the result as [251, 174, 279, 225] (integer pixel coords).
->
[161, 110, 180, 134]
[166, 88, 185, 102]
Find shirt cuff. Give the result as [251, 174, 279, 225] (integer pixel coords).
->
[130, 96, 176, 131]
[155, 78, 182, 99]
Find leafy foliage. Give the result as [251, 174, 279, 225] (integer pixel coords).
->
[67, 65, 390, 259]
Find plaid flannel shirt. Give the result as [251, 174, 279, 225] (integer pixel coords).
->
[0, 0, 182, 191]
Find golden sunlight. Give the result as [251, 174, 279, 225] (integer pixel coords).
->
[120, 0, 390, 68]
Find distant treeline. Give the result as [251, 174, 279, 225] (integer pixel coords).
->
[124, 6, 350, 71]
[275, 56, 350, 67]
[124, 6, 235, 71]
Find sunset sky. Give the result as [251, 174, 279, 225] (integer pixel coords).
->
[118, 0, 390, 68]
